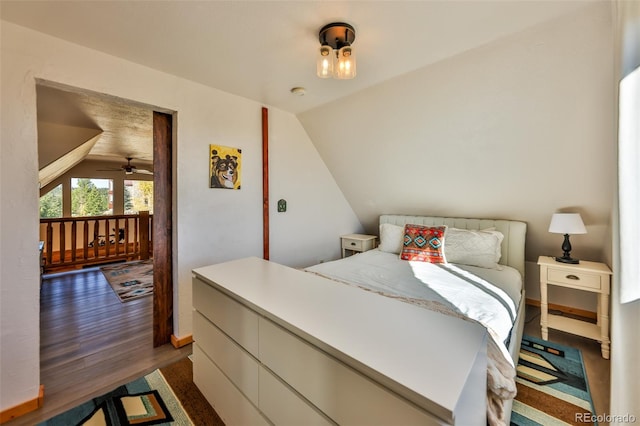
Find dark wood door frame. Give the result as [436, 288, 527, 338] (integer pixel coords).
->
[152, 111, 173, 347]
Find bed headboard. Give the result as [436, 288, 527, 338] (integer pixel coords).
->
[379, 214, 527, 278]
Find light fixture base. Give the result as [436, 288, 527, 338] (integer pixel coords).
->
[319, 22, 355, 50]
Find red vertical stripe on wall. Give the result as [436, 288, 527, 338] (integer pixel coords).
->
[262, 107, 269, 260]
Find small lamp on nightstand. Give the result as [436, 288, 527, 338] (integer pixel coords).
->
[548, 213, 587, 264]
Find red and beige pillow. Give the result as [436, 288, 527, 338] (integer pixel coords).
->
[399, 224, 447, 263]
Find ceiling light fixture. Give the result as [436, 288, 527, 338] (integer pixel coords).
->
[317, 22, 356, 80]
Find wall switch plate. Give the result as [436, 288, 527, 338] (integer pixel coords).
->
[277, 199, 287, 212]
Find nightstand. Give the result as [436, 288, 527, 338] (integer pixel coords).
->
[537, 255, 612, 359]
[341, 234, 377, 258]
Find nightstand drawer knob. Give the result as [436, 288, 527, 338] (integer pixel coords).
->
[350, 242, 356, 246]
[566, 274, 580, 280]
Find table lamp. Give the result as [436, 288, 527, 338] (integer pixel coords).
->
[548, 213, 587, 264]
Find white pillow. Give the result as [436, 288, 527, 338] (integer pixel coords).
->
[444, 227, 504, 269]
[378, 223, 404, 254]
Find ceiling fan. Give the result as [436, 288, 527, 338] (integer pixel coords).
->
[97, 157, 153, 175]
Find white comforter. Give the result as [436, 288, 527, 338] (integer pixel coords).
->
[408, 261, 517, 366]
[306, 250, 519, 359]
[306, 249, 521, 425]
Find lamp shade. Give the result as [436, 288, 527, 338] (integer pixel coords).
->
[548, 213, 587, 235]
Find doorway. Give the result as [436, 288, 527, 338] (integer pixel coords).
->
[36, 80, 174, 345]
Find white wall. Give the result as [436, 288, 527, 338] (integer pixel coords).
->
[0, 21, 41, 414]
[0, 21, 360, 411]
[299, 2, 614, 310]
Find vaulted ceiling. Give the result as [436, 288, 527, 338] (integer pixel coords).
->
[1, 0, 597, 185]
[35, 82, 155, 187]
[2, 1, 595, 114]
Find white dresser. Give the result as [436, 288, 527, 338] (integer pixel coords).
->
[192, 257, 488, 425]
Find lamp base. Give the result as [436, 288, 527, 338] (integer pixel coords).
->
[555, 256, 580, 264]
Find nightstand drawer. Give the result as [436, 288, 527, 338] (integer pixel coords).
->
[342, 238, 365, 251]
[547, 268, 601, 290]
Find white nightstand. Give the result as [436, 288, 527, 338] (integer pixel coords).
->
[537, 255, 612, 359]
[341, 234, 377, 258]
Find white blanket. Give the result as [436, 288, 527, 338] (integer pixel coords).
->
[306, 250, 520, 425]
[409, 261, 517, 366]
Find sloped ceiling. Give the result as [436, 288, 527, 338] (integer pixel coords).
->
[4, 0, 599, 190]
[1, 1, 598, 114]
[37, 83, 153, 164]
[35, 81, 154, 185]
[38, 133, 101, 188]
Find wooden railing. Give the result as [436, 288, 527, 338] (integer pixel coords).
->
[40, 212, 153, 272]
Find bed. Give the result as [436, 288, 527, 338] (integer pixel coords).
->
[307, 214, 527, 424]
[192, 214, 526, 425]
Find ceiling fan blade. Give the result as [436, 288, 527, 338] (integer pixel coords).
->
[96, 158, 152, 175]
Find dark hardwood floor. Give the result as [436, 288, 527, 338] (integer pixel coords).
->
[6, 267, 191, 426]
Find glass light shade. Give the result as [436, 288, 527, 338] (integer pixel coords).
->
[335, 46, 356, 79]
[548, 213, 587, 234]
[316, 45, 334, 79]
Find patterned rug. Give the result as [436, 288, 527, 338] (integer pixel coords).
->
[38, 357, 223, 426]
[39, 367, 186, 425]
[101, 259, 154, 302]
[511, 335, 597, 426]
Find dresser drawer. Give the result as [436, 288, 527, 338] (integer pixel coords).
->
[259, 318, 442, 425]
[193, 345, 268, 426]
[547, 268, 602, 291]
[193, 311, 259, 404]
[259, 366, 334, 426]
[193, 277, 259, 357]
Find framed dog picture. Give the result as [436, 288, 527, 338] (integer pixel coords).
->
[209, 144, 242, 189]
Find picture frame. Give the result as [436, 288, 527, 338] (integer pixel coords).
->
[209, 144, 241, 189]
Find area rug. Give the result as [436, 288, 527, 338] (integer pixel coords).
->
[39, 357, 224, 426]
[511, 335, 597, 426]
[101, 259, 154, 302]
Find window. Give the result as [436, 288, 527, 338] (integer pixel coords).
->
[124, 180, 153, 214]
[71, 178, 113, 217]
[618, 66, 640, 304]
[39, 184, 62, 218]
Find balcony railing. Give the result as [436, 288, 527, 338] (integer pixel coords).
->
[40, 212, 152, 272]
